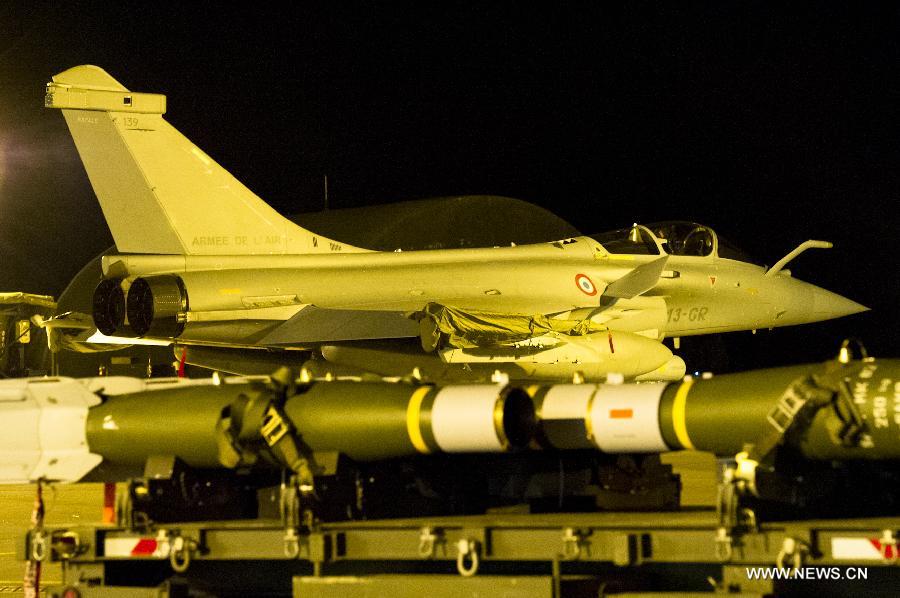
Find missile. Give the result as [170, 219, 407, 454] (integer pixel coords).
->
[0, 359, 895, 485]
[0, 376, 536, 483]
[533, 358, 899, 461]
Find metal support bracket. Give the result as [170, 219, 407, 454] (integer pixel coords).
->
[418, 526, 444, 559]
[456, 538, 481, 577]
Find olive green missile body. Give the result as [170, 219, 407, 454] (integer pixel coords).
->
[533, 358, 898, 461]
[84, 383, 247, 469]
[0, 359, 894, 485]
[85, 380, 534, 469]
[0, 375, 536, 483]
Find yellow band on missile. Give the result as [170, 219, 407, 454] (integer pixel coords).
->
[406, 386, 432, 454]
[672, 379, 695, 450]
[584, 387, 600, 444]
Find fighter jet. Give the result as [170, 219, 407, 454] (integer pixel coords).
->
[43, 66, 867, 382]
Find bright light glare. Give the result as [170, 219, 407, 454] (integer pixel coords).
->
[85, 330, 171, 346]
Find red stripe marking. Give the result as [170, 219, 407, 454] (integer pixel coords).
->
[870, 539, 894, 559]
[177, 347, 187, 378]
[102, 482, 116, 524]
[609, 408, 633, 419]
[130, 539, 158, 556]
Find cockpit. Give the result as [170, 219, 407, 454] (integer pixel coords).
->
[589, 221, 761, 265]
[589, 225, 661, 255]
[648, 221, 715, 257]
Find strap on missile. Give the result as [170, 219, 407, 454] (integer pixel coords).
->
[216, 390, 265, 469]
[745, 375, 836, 467]
[259, 369, 321, 491]
[215, 368, 320, 490]
[715, 374, 841, 562]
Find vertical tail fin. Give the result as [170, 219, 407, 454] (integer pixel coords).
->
[46, 65, 365, 255]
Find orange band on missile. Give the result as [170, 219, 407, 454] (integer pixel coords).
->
[406, 386, 432, 454]
[609, 408, 633, 419]
[672, 379, 695, 450]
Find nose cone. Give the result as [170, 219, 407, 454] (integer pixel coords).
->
[634, 355, 686, 382]
[605, 331, 674, 378]
[810, 287, 869, 322]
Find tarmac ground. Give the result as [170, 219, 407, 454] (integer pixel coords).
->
[0, 483, 104, 593]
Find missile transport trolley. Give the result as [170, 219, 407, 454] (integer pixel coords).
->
[23, 508, 900, 597]
[9, 353, 900, 597]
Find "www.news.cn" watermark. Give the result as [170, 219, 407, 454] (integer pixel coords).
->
[746, 567, 869, 581]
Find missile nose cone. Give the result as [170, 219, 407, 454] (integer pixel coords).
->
[606, 331, 674, 377]
[811, 288, 869, 321]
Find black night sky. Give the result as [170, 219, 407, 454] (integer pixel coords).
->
[0, 2, 896, 371]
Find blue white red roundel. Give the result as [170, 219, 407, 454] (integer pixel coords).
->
[575, 273, 597, 296]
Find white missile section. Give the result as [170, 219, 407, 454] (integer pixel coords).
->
[430, 385, 513, 452]
[587, 383, 669, 452]
[0, 378, 102, 483]
[537, 384, 596, 449]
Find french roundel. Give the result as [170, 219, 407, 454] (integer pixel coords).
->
[575, 273, 597, 296]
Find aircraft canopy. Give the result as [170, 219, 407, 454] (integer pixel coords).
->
[591, 222, 761, 265]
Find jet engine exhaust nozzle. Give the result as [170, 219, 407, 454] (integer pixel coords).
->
[126, 276, 188, 338]
[92, 278, 127, 336]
